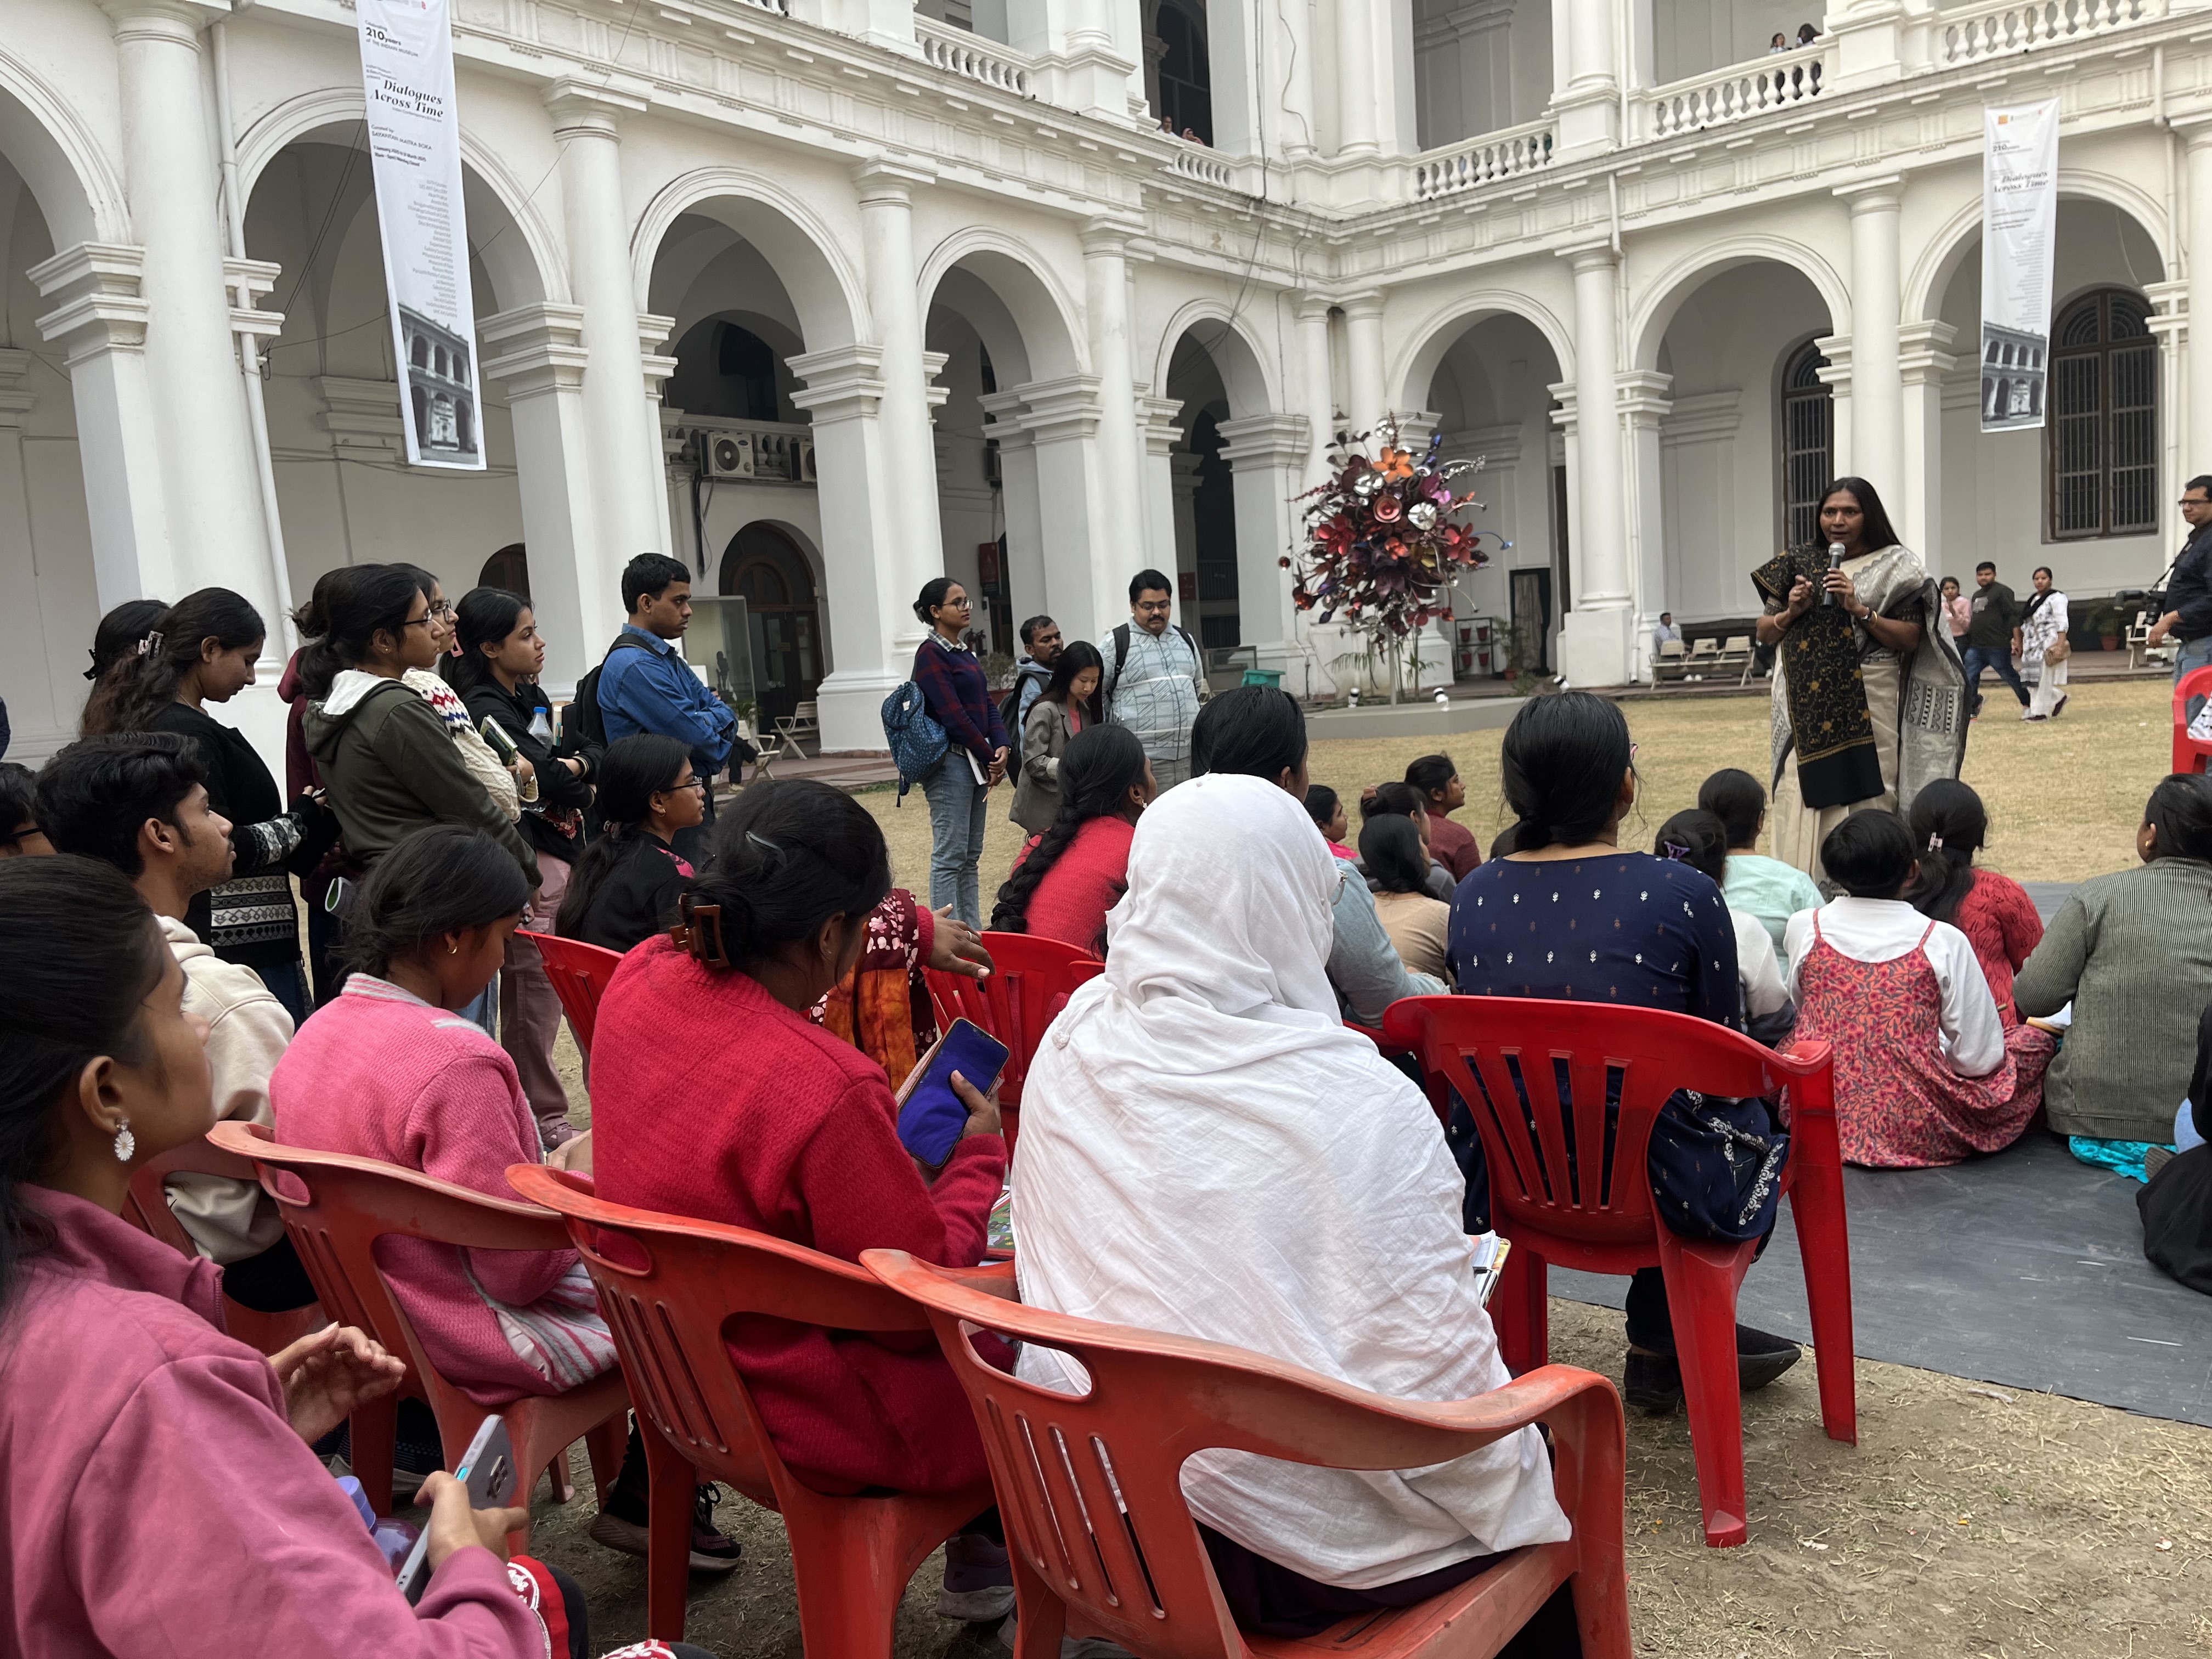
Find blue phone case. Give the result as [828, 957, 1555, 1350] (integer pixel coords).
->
[898, 1018, 1010, 1167]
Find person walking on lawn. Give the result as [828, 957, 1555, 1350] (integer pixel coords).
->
[1962, 561, 2027, 719]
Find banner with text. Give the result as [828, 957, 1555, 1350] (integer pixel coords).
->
[1980, 99, 2059, 434]
[357, 0, 484, 470]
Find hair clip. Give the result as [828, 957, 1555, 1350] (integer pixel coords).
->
[136, 631, 164, 657]
[1660, 839, 1692, 862]
[746, 831, 783, 856]
[670, 895, 730, 967]
[1926, 833, 1944, 850]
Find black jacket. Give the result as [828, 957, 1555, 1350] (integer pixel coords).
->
[1964, 581, 2018, 650]
[2166, 522, 2212, 644]
[558, 832, 687, 954]
[460, 678, 598, 864]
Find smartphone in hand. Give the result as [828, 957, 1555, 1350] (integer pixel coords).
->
[394, 1415, 517, 1605]
[896, 1018, 1009, 1167]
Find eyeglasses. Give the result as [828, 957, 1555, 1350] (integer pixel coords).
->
[428, 601, 455, 620]
[672, 777, 708, 793]
[402, 615, 435, 631]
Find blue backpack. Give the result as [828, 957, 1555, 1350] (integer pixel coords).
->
[881, 681, 948, 803]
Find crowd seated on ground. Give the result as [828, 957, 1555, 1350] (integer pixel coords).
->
[1358, 780, 1456, 899]
[1651, 806, 1795, 1049]
[1696, 767, 1824, 955]
[1903, 781, 2044, 1027]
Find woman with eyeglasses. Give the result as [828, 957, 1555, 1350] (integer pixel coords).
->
[554, 734, 703, 953]
[392, 567, 531, 825]
[910, 578, 1009, 928]
[300, 565, 539, 914]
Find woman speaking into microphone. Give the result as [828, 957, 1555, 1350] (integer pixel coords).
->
[1752, 478, 1968, 881]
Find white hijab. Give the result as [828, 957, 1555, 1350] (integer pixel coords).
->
[1013, 774, 1570, 1590]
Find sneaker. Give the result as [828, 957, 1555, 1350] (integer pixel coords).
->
[589, 1477, 743, 1574]
[1734, 1324, 1803, 1392]
[2052, 692, 2069, 719]
[2022, 712, 2046, 722]
[936, 1528, 1017, 1622]
[994, 1615, 1132, 1658]
[539, 1115, 577, 1154]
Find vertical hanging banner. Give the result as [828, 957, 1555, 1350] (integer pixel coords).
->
[357, 0, 484, 470]
[1980, 99, 2060, 434]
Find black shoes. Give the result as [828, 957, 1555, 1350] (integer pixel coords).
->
[1622, 1325, 1803, 1415]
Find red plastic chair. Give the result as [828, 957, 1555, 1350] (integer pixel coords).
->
[211, 1121, 629, 1524]
[122, 1132, 328, 1357]
[517, 930, 623, 1060]
[1381, 995, 1854, 1549]
[864, 1249, 1633, 1659]
[2172, 665, 2212, 775]
[924, 931, 1103, 1150]
[507, 1164, 1002, 1651]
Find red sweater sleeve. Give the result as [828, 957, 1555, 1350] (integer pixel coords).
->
[795, 1074, 1005, 1268]
[408, 1050, 577, 1307]
[1996, 877, 2044, 971]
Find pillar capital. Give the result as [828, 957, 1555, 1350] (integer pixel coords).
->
[1336, 289, 1385, 322]
[1217, 411, 1310, 471]
[30, 242, 150, 365]
[1137, 392, 1185, 456]
[1833, 175, 1904, 215]
[1616, 370, 1673, 427]
[481, 303, 590, 399]
[1295, 293, 1335, 324]
[1558, 240, 1618, 276]
[1012, 375, 1104, 443]
[1080, 215, 1145, 257]
[543, 76, 648, 138]
[1898, 319, 1959, 386]
[2176, 115, 2212, 153]
[788, 343, 888, 422]
[853, 158, 936, 205]
[100, 1, 224, 47]
[0, 350, 35, 433]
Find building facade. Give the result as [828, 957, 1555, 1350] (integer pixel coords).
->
[2, 0, 2207, 758]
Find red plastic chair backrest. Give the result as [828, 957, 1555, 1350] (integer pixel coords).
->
[2173, 666, 2212, 775]
[923, 932, 1103, 1104]
[1381, 996, 1831, 1248]
[504, 1163, 944, 1510]
[862, 1249, 1622, 1659]
[517, 931, 624, 1058]
[122, 1131, 267, 1256]
[208, 1120, 573, 1419]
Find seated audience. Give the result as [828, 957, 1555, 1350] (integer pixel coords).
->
[2138, 1002, 2212, 1295]
[1011, 640, 1103, 836]
[589, 781, 1013, 1623]
[37, 733, 314, 1313]
[2015, 774, 2212, 1144]
[395, 566, 528, 824]
[1361, 811, 1451, 980]
[83, 596, 169, 686]
[1305, 782, 1353, 858]
[991, 724, 1155, 956]
[0, 857, 710, 1658]
[554, 733, 701, 953]
[1362, 781, 1454, 899]
[1904, 780, 2042, 1026]
[1406, 752, 1482, 880]
[1697, 767, 1824, 953]
[81, 587, 329, 1022]
[1451, 693, 1797, 1413]
[813, 888, 991, 1093]
[1012, 772, 1582, 1645]
[1192, 687, 1444, 1025]
[0, 761, 49, 855]
[1654, 808, 1795, 1048]
[1787, 811, 2050, 1168]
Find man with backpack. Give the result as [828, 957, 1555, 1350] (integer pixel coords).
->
[1099, 569, 1206, 789]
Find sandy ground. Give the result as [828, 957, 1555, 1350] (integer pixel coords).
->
[522, 677, 2211, 1656]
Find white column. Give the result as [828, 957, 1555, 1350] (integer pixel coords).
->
[2148, 281, 2188, 557]
[1341, 291, 1387, 433]
[789, 345, 904, 751]
[1815, 336, 1855, 478]
[1005, 0, 1144, 123]
[2184, 125, 2212, 497]
[0, 353, 64, 756]
[1016, 376, 1108, 641]
[1278, 0, 1318, 156]
[29, 242, 176, 606]
[481, 304, 599, 693]
[1083, 217, 1146, 633]
[1548, 0, 1620, 157]
[1840, 179, 1904, 497]
[855, 160, 945, 647]
[1296, 294, 1338, 487]
[101, 2, 274, 614]
[1334, 0, 1381, 155]
[1618, 369, 1672, 681]
[1217, 413, 1310, 669]
[982, 390, 1050, 627]
[639, 313, 680, 565]
[546, 80, 668, 617]
[1898, 320, 1957, 568]
[1137, 390, 1186, 592]
[1556, 244, 1631, 685]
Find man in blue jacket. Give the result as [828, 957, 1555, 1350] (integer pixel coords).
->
[597, 554, 735, 859]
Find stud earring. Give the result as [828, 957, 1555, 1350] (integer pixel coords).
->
[113, 1120, 135, 1163]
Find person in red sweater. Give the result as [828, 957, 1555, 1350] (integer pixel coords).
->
[271, 825, 740, 1573]
[1406, 753, 1482, 883]
[589, 778, 1015, 1624]
[990, 724, 1155, 956]
[1904, 780, 2044, 1026]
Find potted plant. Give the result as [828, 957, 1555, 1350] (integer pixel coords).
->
[2087, 599, 2125, 652]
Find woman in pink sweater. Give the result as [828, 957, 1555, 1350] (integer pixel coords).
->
[0, 855, 696, 1657]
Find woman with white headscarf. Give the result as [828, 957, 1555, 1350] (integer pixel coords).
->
[1012, 768, 1577, 1643]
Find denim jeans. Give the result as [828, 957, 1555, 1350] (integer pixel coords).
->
[1962, 645, 2029, 713]
[922, 752, 990, 928]
[2176, 635, 2212, 682]
[252, 960, 310, 1028]
[457, 974, 499, 1037]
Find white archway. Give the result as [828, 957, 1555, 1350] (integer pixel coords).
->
[1628, 234, 1853, 373]
[1391, 289, 1576, 414]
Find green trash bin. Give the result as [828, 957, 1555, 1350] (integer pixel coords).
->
[1240, 668, 1283, 689]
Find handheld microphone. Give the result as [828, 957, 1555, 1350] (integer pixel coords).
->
[1821, 543, 1846, 607]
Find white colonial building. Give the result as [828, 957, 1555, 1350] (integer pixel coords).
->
[1, 0, 2206, 756]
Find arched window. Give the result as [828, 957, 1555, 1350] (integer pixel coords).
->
[479, 544, 529, 599]
[2050, 289, 2158, 539]
[1779, 340, 1833, 550]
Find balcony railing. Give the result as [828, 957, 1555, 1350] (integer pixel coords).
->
[1639, 45, 1831, 140]
[1410, 118, 1558, 201]
[1164, 143, 1234, 188]
[914, 17, 1032, 95]
[1940, 0, 2163, 64]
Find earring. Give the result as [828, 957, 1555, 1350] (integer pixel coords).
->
[449, 942, 459, 955]
[113, 1120, 135, 1163]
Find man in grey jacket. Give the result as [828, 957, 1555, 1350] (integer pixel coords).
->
[1190, 685, 1444, 1024]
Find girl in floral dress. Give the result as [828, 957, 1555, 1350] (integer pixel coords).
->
[1787, 810, 2053, 1167]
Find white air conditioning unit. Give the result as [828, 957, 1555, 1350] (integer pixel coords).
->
[705, 431, 755, 479]
[792, 438, 816, 484]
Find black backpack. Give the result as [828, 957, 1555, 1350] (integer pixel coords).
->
[564, 634, 653, 751]
[1104, 621, 1201, 699]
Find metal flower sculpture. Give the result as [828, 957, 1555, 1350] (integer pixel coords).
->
[1282, 417, 1499, 699]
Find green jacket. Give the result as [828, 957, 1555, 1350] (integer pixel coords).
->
[2013, 856, 2212, 1142]
[303, 674, 539, 887]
